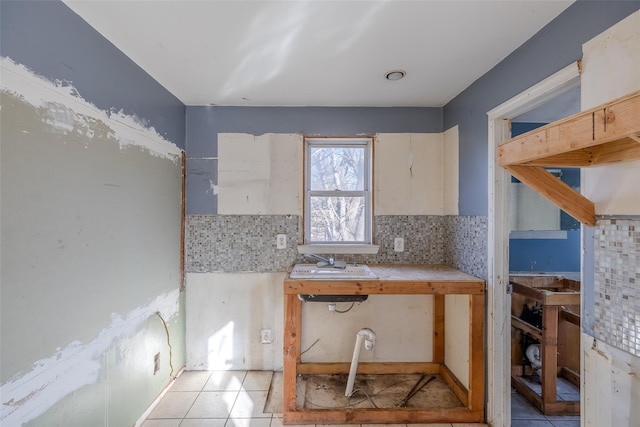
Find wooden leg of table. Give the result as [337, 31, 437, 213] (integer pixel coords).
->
[283, 294, 302, 414]
[542, 305, 559, 405]
[468, 294, 485, 412]
[433, 295, 445, 364]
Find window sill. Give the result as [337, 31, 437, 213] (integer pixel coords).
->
[297, 244, 380, 255]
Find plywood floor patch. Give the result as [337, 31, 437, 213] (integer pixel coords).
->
[292, 374, 463, 411]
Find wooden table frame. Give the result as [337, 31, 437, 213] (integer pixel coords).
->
[282, 264, 486, 424]
[509, 278, 581, 415]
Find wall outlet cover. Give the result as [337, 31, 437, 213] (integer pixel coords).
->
[394, 237, 404, 252]
[276, 234, 287, 249]
[261, 328, 272, 344]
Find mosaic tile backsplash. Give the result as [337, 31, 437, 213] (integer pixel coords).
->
[185, 214, 488, 277]
[185, 215, 301, 273]
[594, 218, 640, 357]
[444, 215, 488, 280]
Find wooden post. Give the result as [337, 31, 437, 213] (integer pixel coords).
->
[283, 294, 302, 415]
[433, 295, 445, 364]
[468, 294, 485, 412]
[542, 305, 559, 405]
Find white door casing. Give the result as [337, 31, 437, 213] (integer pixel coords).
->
[486, 62, 581, 427]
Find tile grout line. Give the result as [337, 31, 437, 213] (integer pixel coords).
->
[190, 370, 215, 426]
[224, 378, 245, 427]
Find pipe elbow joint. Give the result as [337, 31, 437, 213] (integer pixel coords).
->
[358, 328, 376, 350]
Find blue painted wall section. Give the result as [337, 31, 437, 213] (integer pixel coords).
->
[0, 0, 185, 148]
[443, 0, 640, 216]
[186, 106, 443, 214]
[509, 231, 581, 273]
[509, 122, 581, 273]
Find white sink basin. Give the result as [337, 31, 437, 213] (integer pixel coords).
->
[290, 264, 378, 280]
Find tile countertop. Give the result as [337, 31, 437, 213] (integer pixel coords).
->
[284, 264, 485, 296]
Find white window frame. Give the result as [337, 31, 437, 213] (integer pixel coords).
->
[303, 137, 373, 245]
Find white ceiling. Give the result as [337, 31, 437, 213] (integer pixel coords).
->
[64, 1, 574, 107]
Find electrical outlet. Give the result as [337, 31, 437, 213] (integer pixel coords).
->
[394, 237, 404, 252]
[261, 328, 272, 344]
[276, 234, 287, 249]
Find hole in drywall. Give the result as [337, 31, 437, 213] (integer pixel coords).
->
[154, 352, 160, 375]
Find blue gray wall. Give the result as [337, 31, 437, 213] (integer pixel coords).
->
[0, 0, 185, 147]
[186, 106, 442, 214]
[509, 231, 581, 273]
[443, 0, 640, 216]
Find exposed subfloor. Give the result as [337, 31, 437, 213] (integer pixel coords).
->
[295, 374, 463, 410]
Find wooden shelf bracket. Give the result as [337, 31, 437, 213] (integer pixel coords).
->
[498, 91, 640, 226]
[504, 165, 595, 227]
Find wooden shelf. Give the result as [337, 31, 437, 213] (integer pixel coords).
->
[498, 90, 640, 226]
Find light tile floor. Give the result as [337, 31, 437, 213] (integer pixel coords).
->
[142, 370, 580, 427]
[142, 370, 489, 427]
[511, 381, 580, 427]
[511, 394, 580, 427]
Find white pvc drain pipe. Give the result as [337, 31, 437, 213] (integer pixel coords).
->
[345, 328, 377, 397]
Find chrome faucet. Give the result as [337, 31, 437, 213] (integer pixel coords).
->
[306, 254, 346, 269]
[307, 253, 335, 266]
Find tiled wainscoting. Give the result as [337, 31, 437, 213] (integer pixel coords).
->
[594, 217, 640, 357]
[185, 215, 488, 279]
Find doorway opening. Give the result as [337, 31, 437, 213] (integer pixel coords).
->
[486, 62, 581, 427]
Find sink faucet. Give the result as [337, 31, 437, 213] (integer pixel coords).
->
[306, 254, 347, 269]
[307, 253, 335, 266]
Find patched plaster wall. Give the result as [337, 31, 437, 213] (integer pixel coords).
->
[1, 53, 185, 427]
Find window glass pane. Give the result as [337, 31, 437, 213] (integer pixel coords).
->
[309, 196, 365, 242]
[310, 146, 365, 191]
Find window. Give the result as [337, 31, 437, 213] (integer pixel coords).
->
[304, 137, 373, 244]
